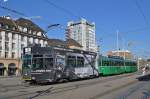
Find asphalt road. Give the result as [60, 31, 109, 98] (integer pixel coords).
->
[0, 72, 149, 99]
[100, 75, 150, 99]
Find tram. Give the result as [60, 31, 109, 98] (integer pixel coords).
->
[98, 55, 137, 75]
[22, 45, 99, 83]
[22, 45, 137, 84]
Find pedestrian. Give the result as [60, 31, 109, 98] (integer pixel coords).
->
[142, 67, 146, 75]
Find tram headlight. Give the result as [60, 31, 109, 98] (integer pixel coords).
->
[58, 67, 61, 70]
[32, 77, 35, 80]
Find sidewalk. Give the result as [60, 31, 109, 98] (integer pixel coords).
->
[0, 76, 22, 86]
[0, 75, 21, 79]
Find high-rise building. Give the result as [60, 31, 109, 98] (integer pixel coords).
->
[0, 16, 48, 76]
[66, 18, 97, 52]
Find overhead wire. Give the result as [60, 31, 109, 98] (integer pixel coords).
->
[0, 4, 27, 17]
[44, 0, 80, 19]
[135, 0, 150, 26]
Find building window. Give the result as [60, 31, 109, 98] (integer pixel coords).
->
[5, 33, 9, 41]
[0, 51, 1, 57]
[18, 26, 23, 32]
[21, 44, 24, 50]
[5, 52, 8, 58]
[33, 39, 35, 44]
[23, 28, 27, 32]
[12, 52, 15, 58]
[12, 34, 15, 40]
[0, 33, 2, 40]
[5, 25, 9, 29]
[33, 31, 36, 35]
[5, 42, 9, 51]
[27, 38, 31, 45]
[21, 36, 24, 42]
[0, 41, 2, 50]
[37, 32, 41, 36]
[28, 30, 32, 34]
[12, 27, 16, 30]
[12, 43, 15, 50]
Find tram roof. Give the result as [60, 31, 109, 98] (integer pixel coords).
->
[24, 45, 97, 56]
[100, 55, 136, 62]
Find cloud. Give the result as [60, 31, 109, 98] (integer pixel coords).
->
[3, 0, 8, 2]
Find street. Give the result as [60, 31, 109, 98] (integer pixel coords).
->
[101, 74, 150, 99]
[0, 72, 149, 99]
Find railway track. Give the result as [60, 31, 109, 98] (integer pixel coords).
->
[0, 73, 137, 99]
[28, 73, 135, 98]
[0, 82, 38, 93]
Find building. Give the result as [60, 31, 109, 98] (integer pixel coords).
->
[0, 16, 48, 76]
[66, 18, 97, 52]
[107, 50, 132, 59]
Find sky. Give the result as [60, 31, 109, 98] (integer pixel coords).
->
[0, 0, 150, 58]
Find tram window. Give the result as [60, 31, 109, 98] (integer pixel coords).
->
[23, 59, 31, 68]
[115, 61, 120, 66]
[33, 55, 43, 57]
[130, 62, 132, 66]
[108, 61, 111, 66]
[99, 59, 101, 66]
[67, 56, 76, 67]
[110, 61, 113, 66]
[32, 58, 44, 69]
[44, 58, 53, 69]
[112, 61, 115, 66]
[117, 61, 123, 66]
[22, 55, 31, 69]
[77, 57, 84, 67]
[56, 56, 65, 69]
[134, 62, 137, 66]
[103, 61, 109, 66]
[125, 62, 131, 66]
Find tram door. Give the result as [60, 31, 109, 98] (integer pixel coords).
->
[56, 55, 65, 70]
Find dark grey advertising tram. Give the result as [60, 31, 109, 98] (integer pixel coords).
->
[22, 45, 98, 83]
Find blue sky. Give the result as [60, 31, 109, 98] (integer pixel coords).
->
[0, 0, 150, 57]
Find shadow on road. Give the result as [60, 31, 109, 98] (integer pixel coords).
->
[137, 74, 150, 81]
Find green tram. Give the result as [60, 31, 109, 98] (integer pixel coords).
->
[22, 54, 32, 81]
[98, 56, 137, 75]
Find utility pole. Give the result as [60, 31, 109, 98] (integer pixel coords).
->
[138, 57, 142, 71]
[116, 30, 119, 56]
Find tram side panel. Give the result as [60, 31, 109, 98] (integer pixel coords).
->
[65, 53, 98, 79]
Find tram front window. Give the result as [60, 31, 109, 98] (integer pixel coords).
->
[32, 58, 43, 69]
[32, 55, 44, 70]
[32, 54, 54, 70]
